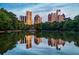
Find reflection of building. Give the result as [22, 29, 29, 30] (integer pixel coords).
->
[34, 15, 42, 24]
[18, 34, 32, 49]
[48, 9, 65, 22]
[18, 38, 26, 44]
[20, 11, 32, 25]
[34, 36, 42, 45]
[25, 35, 32, 49]
[48, 38, 65, 50]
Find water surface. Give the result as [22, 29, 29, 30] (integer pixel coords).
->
[0, 31, 79, 55]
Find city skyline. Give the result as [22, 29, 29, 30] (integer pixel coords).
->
[0, 3, 79, 22]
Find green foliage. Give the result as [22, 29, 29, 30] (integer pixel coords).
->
[0, 8, 28, 30]
[74, 15, 79, 21]
[0, 32, 17, 54]
[0, 32, 25, 55]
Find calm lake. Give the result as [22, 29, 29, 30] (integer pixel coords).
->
[0, 31, 79, 55]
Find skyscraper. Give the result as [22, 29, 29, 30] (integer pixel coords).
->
[48, 9, 65, 22]
[55, 9, 61, 21]
[20, 16, 26, 23]
[34, 14, 42, 24]
[26, 11, 32, 25]
[59, 14, 65, 22]
[20, 10, 32, 25]
[48, 14, 52, 22]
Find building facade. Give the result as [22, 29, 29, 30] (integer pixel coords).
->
[20, 16, 27, 23]
[48, 9, 65, 22]
[26, 11, 32, 25]
[59, 14, 65, 22]
[20, 11, 32, 25]
[34, 15, 42, 24]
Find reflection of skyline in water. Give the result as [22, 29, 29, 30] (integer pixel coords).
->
[1, 31, 79, 55]
[18, 35, 32, 49]
[48, 39, 65, 50]
[18, 34, 43, 49]
[18, 33, 65, 50]
[34, 36, 42, 45]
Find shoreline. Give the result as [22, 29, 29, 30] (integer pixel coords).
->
[0, 30, 22, 33]
[0, 30, 79, 33]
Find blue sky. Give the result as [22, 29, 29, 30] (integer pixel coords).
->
[0, 3, 79, 22]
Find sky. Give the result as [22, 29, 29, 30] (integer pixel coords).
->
[0, 3, 79, 22]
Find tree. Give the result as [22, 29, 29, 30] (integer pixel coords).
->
[63, 20, 76, 31]
[74, 15, 79, 21]
[0, 8, 27, 30]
